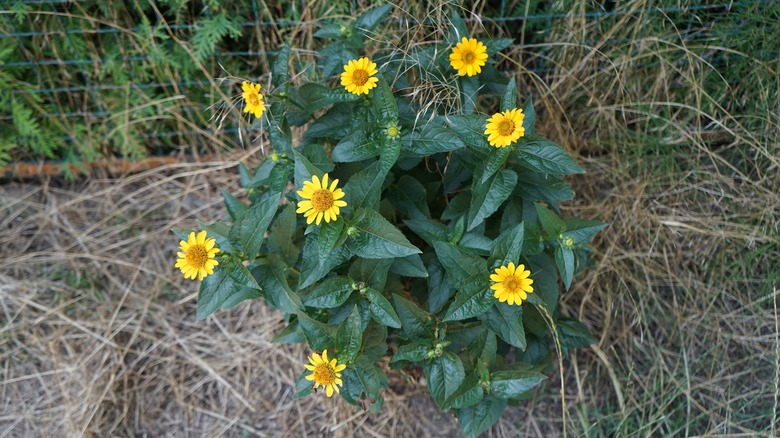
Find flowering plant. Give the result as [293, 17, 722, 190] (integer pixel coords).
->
[177, 5, 605, 436]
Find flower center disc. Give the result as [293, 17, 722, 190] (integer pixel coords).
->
[504, 276, 520, 293]
[352, 69, 369, 86]
[249, 94, 259, 105]
[498, 120, 515, 136]
[313, 364, 336, 385]
[311, 189, 334, 211]
[186, 245, 208, 267]
[463, 51, 475, 62]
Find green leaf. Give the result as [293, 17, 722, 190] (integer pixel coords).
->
[318, 41, 359, 78]
[332, 129, 381, 162]
[427, 260, 453, 314]
[501, 77, 517, 111]
[515, 137, 584, 174]
[303, 276, 354, 308]
[534, 202, 565, 236]
[390, 254, 428, 278]
[197, 221, 234, 253]
[366, 288, 402, 328]
[393, 294, 435, 341]
[432, 241, 486, 284]
[354, 4, 394, 33]
[299, 237, 352, 289]
[467, 169, 517, 231]
[267, 204, 300, 265]
[489, 371, 546, 399]
[317, 218, 345, 261]
[293, 149, 324, 193]
[480, 304, 526, 349]
[228, 192, 281, 258]
[480, 144, 513, 183]
[362, 322, 388, 361]
[404, 219, 450, 246]
[515, 171, 574, 206]
[348, 208, 421, 259]
[522, 95, 535, 137]
[336, 306, 363, 363]
[391, 342, 432, 363]
[352, 356, 386, 400]
[197, 261, 253, 320]
[269, 113, 293, 154]
[427, 352, 465, 407]
[298, 83, 360, 117]
[297, 312, 337, 351]
[314, 24, 342, 38]
[344, 161, 384, 211]
[272, 319, 305, 343]
[563, 218, 607, 245]
[302, 143, 335, 173]
[557, 318, 597, 350]
[442, 274, 493, 322]
[268, 161, 293, 193]
[484, 37, 513, 55]
[444, 114, 491, 150]
[251, 258, 303, 314]
[372, 76, 398, 123]
[401, 126, 465, 157]
[349, 258, 392, 290]
[555, 245, 575, 289]
[490, 223, 525, 268]
[461, 75, 479, 115]
[221, 287, 262, 310]
[442, 373, 484, 410]
[304, 106, 351, 139]
[379, 136, 401, 173]
[221, 189, 247, 220]
[272, 44, 290, 91]
[456, 395, 507, 438]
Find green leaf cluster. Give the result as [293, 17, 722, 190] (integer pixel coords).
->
[189, 5, 606, 436]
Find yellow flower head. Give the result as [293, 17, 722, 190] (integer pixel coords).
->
[175, 231, 220, 281]
[449, 37, 489, 77]
[296, 173, 347, 225]
[340, 57, 379, 95]
[490, 262, 534, 306]
[304, 349, 347, 397]
[241, 81, 266, 118]
[484, 108, 525, 148]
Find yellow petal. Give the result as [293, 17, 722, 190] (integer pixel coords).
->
[305, 374, 315, 381]
[326, 385, 334, 397]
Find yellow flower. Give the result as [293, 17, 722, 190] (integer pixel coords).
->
[340, 57, 379, 95]
[490, 262, 534, 306]
[175, 231, 220, 281]
[241, 81, 266, 118]
[484, 108, 525, 148]
[449, 37, 489, 77]
[296, 173, 347, 225]
[304, 349, 347, 397]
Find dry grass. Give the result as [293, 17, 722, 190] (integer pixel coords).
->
[2, 0, 780, 437]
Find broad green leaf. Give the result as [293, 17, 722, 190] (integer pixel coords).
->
[443, 114, 491, 150]
[228, 192, 281, 258]
[480, 304, 526, 349]
[490, 223, 525, 268]
[366, 288, 402, 328]
[515, 137, 584, 174]
[251, 258, 302, 314]
[298, 83, 360, 117]
[268, 161, 292, 194]
[302, 143, 334, 173]
[480, 143, 513, 183]
[427, 352, 465, 407]
[388, 175, 430, 220]
[303, 276, 354, 308]
[461, 75, 479, 115]
[221, 287, 262, 310]
[563, 218, 607, 244]
[467, 169, 517, 231]
[336, 306, 363, 363]
[267, 204, 300, 265]
[318, 40, 359, 78]
[501, 77, 517, 111]
[534, 202, 565, 237]
[272, 318, 305, 343]
[304, 106, 351, 139]
[427, 259, 453, 314]
[390, 254, 428, 278]
[528, 253, 559, 311]
[441, 373, 483, 410]
[353, 356, 386, 400]
[348, 258, 392, 290]
[269, 113, 293, 154]
[297, 313, 337, 351]
[299, 236, 352, 289]
[362, 321, 388, 361]
[557, 318, 597, 350]
[293, 149, 324, 193]
[317, 218, 344, 261]
[442, 274, 493, 322]
[348, 208, 421, 259]
[332, 129, 381, 162]
[271, 44, 290, 91]
[401, 126, 465, 156]
[404, 219, 450, 246]
[344, 161, 384, 211]
[313, 24, 342, 38]
[432, 241, 486, 284]
[456, 395, 507, 438]
[445, 8, 468, 45]
[489, 371, 546, 399]
[379, 136, 401, 173]
[555, 246, 575, 289]
[484, 37, 514, 55]
[393, 294, 435, 341]
[221, 189, 247, 220]
[460, 231, 492, 255]
[196, 261, 255, 320]
[522, 95, 535, 136]
[354, 4, 394, 33]
[372, 76, 398, 123]
[390, 342, 432, 363]
[515, 171, 574, 207]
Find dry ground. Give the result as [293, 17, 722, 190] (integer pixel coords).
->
[2, 1, 780, 437]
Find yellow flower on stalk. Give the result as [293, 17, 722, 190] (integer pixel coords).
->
[304, 350, 346, 397]
[449, 37, 489, 76]
[175, 231, 220, 281]
[490, 262, 534, 306]
[484, 108, 525, 148]
[241, 81, 266, 118]
[340, 57, 379, 95]
[296, 173, 347, 225]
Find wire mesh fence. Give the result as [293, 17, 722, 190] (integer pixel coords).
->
[0, 0, 776, 172]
